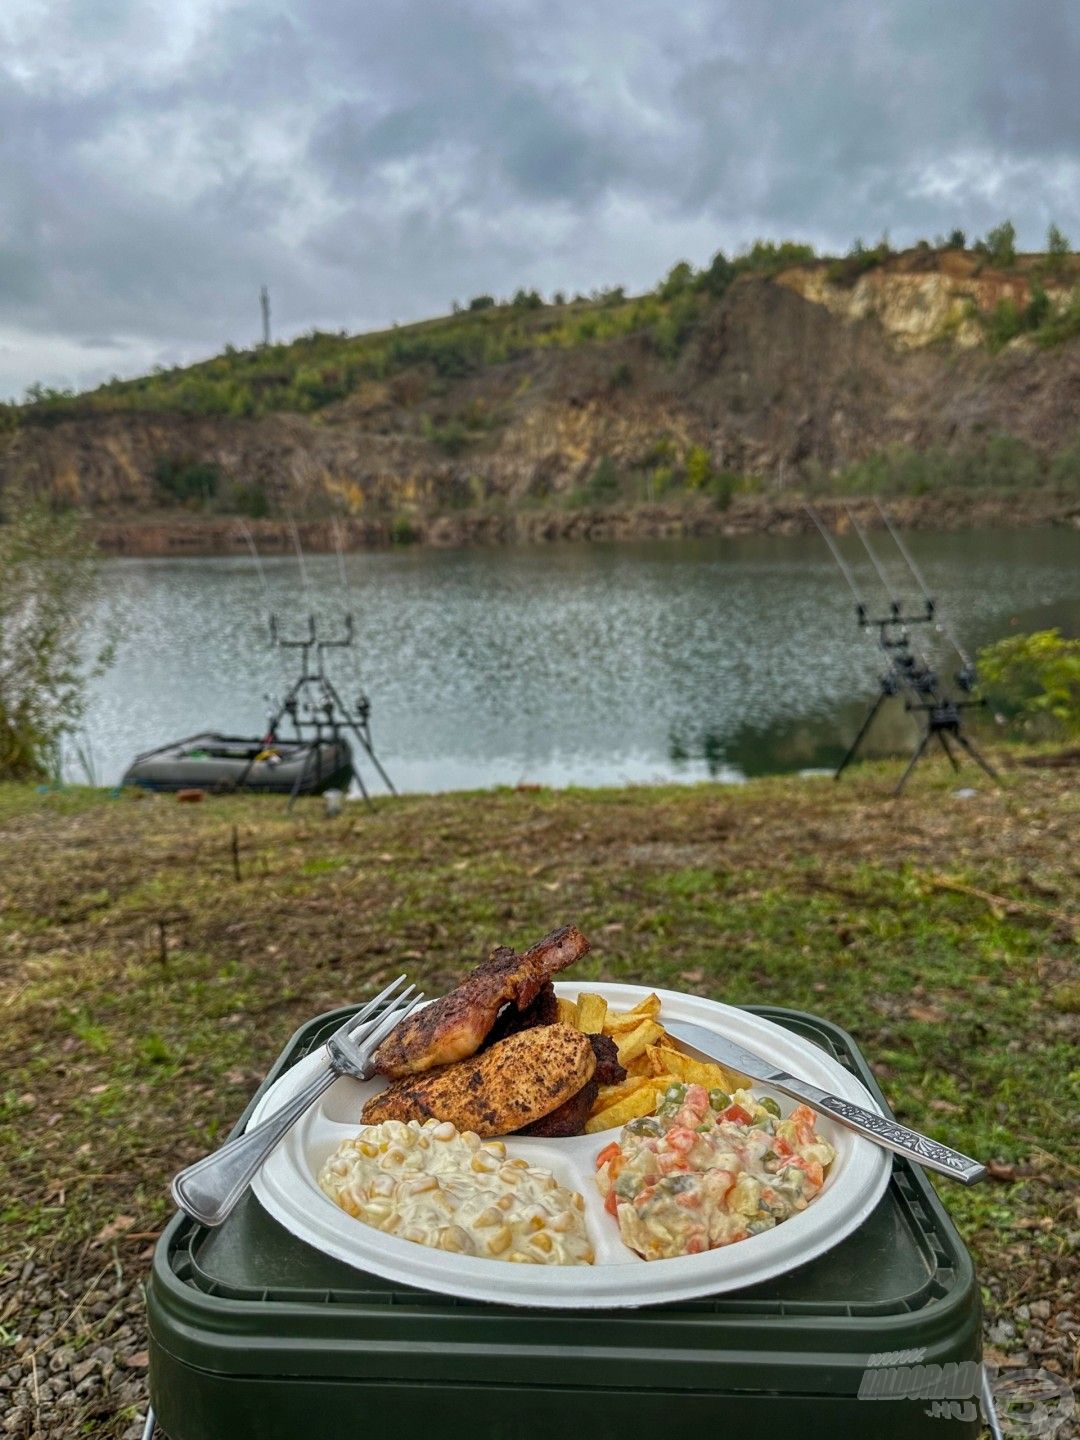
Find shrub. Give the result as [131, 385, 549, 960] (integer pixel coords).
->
[983, 298, 1025, 350]
[0, 491, 114, 779]
[827, 437, 1044, 495]
[708, 470, 737, 510]
[154, 456, 220, 504]
[610, 361, 633, 389]
[421, 416, 471, 456]
[231, 480, 269, 518]
[683, 445, 714, 491]
[1024, 283, 1051, 329]
[1048, 434, 1080, 489]
[1035, 285, 1080, 347]
[649, 292, 701, 360]
[511, 288, 543, 310]
[586, 456, 620, 502]
[976, 630, 1080, 739]
[827, 238, 891, 285]
[735, 240, 815, 275]
[468, 295, 495, 311]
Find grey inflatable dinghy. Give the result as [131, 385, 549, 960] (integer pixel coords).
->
[121, 732, 353, 796]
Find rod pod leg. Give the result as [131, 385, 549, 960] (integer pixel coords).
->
[835, 691, 888, 781]
[937, 730, 962, 772]
[894, 726, 934, 796]
[951, 730, 1003, 785]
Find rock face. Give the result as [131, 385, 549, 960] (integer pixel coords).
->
[3, 255, 1080, 541]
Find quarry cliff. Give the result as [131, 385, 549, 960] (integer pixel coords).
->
[4, 245, 1080, 551]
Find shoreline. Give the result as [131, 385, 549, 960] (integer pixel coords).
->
[88, 489, 1080, 557]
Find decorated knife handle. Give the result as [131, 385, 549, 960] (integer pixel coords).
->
[812, 1092, 986, 1185]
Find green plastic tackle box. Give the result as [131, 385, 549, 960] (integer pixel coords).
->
[147, 1007, 984, 1439]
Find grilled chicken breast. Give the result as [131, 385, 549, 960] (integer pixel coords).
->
[362, 1024, 596, 1137]
[516, 1033, 626, 1138]
[373, 925, 589, 1079]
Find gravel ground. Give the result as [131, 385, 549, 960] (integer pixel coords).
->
[0, 1258, 150, 1439]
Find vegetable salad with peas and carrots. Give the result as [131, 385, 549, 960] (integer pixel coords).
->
[594, 1081, 836, 1260]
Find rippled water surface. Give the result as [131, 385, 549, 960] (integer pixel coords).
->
[79, 529, 1079, 791]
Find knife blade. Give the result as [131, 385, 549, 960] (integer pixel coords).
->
[663, 1018, 986, 1186]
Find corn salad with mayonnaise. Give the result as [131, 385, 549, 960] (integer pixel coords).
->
[319, 1117, 594, 1265]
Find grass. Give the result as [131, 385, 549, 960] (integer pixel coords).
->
[1, 760, 1078, 1433]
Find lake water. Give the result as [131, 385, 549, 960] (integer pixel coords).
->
[79, 529, 1079, 792]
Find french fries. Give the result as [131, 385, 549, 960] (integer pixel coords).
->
[646, 1043, 746, 1093]
[584, 1083, 656, 1133]
[614, 1018, 665, 1067]
[557, 987, 740, 1132]
[591, 1074, 655, 1112]
[603, 993, 661, 1030]
[576, 993, 608, 1035]
[555, 997, 580, 1028]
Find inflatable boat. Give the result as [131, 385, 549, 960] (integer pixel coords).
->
[121, 732, 354, 796]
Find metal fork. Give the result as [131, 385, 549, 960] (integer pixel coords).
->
[171, 975, 425, 1227]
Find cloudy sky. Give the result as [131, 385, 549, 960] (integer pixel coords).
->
[2, 0, 1078, 399]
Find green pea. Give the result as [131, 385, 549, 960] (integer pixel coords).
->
[708, 1088, 731, 1111]
[758, 1096, 781, 1118]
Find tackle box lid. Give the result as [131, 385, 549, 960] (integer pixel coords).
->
[148, 1006, 981, 1395]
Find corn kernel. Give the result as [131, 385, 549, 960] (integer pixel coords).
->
[487, 1225, 513, 1256]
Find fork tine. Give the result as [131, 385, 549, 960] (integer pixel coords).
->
[348, 974, 408, 1027]
[356, 992, 426, 1061]
[346, 981, 417, 1043]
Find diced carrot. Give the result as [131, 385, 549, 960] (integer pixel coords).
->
[666, 1126, 698, 1154]
[595, 1141, 621, 1170]
[721, 1103, 754, 1126]
[605, 1189, 619, 1217]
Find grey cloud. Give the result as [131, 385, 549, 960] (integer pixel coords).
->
[0, 0, 1078, 397]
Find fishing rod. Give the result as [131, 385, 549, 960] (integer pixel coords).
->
[236, 518, 272, 603]
[805, 504, 868, 620]
[286, 513, 314, 611]
[325, 515, 397, 796]
[844, 504, 938, 694]
[873, 501, 976, 683]
[331, 515, 350, 598]
[806, 504, 999, 793]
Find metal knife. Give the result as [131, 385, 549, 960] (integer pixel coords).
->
[663, 1018, 987, 1186]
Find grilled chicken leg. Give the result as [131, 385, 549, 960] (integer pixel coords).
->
[373, 925, 589, 1079]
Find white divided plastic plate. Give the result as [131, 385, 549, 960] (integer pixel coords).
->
[248, 982, 892, 1309]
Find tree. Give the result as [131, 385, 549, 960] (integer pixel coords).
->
[947, 229, 967, 250]
[979, 220, 1017, 267]
[0, 491, 114, 779]
[697, 249, 734, 298]
[1046, 223, 1070, 270]
[659, 261, 695, 300]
